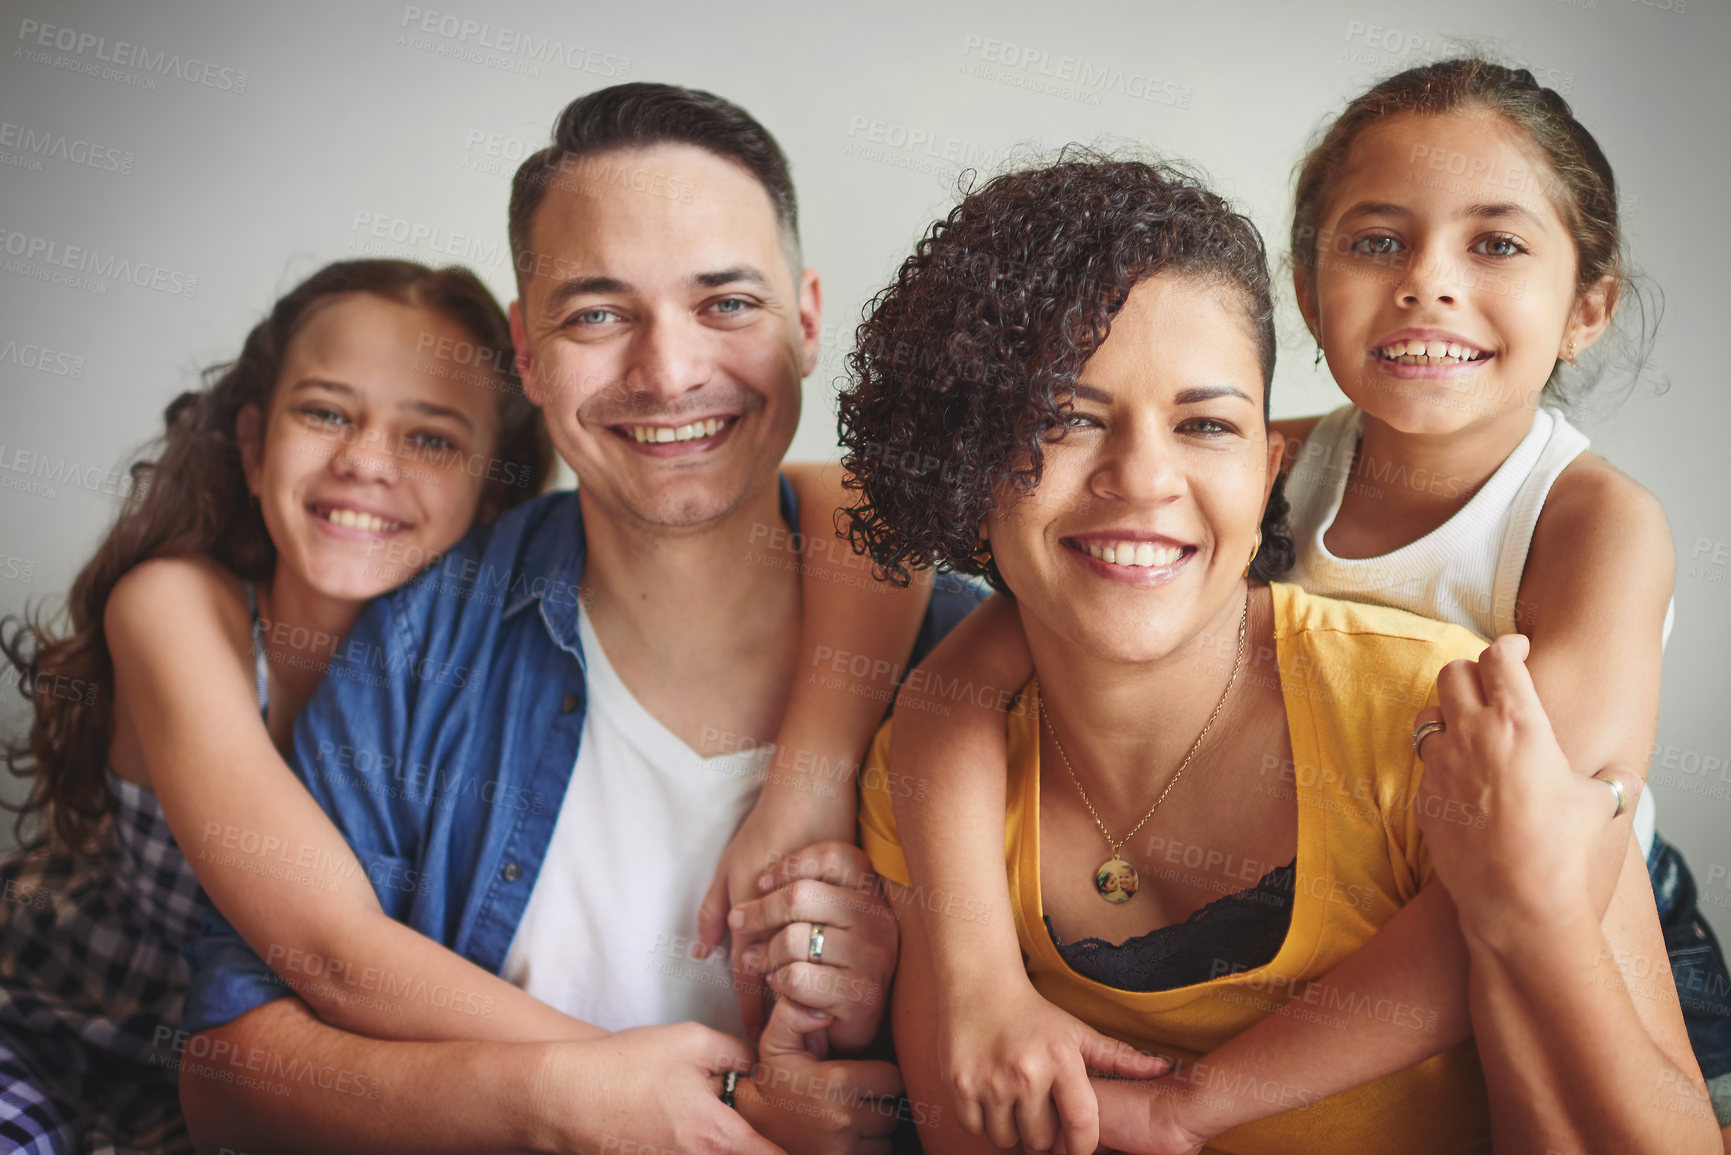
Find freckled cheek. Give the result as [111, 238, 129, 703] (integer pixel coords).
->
[263, 430, 332, 492]
[415, 470, 487, 534]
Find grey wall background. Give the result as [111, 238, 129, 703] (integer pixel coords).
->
[1, 0, 1725, 940]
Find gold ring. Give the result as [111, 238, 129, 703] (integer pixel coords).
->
[808, 923, 825, 963]
[1411, 719, 1446, 756]
[1600, 775, 1628, 819]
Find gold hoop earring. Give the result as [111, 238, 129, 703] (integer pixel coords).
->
[1244, 532, 1262, 578]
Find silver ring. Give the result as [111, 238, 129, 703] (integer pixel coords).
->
[1412, 719, 1446, 756]
[807, 922, 826, 963]
[1600, 775, 1628, 819]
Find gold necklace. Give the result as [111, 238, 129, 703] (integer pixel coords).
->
[1040, 590, 1248, 904]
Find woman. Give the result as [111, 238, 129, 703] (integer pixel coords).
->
[836, 155, 1713, 1153]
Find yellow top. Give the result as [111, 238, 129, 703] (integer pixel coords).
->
[860, 582, 1492, 1155]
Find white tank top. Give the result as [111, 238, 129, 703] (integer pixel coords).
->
[1282, 404, 1661, 852]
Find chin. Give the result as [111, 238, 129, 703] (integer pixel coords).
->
[624, 474, 759, 529]
[297, 553, 402, 602]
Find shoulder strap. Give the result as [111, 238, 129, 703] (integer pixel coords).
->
[243, 581, 270, 718]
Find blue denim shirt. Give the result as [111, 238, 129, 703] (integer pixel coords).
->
[181, 478, 985, 1036]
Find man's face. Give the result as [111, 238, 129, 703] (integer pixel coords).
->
[510, 143, 820, 530]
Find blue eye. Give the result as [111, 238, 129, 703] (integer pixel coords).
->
[569, 307, 618, 327]
[707, 297, 759, 321]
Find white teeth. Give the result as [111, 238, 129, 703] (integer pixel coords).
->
[1084, 541, 1183, 569]
[630, 418, 726, 444]
[1379, 340, 1484, 365]
[324, 508, 397, 532]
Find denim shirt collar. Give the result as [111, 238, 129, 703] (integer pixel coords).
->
[502, 473, 799, 659]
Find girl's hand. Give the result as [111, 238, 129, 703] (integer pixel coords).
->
[942, 978, 1168, 1154]
[1412, 633, 1642, 948]
[697, 793, 855, 1042]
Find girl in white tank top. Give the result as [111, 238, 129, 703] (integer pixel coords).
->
[1281, 402, 1667, 854]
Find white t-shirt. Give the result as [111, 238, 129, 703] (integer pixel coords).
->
[500, 603, 772, 1033]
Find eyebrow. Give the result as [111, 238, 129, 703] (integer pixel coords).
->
[1462, 201, 1544, 228]
[1338, 200, 1545, 229]
[288, 378, 475, 433]
[1174, 385, 1256, 406]
[1337, 201, 1408, 223]
[1068, 383, 1113, 404]
[542, 265, 772, 316]
[1068, 383, 1255, 406]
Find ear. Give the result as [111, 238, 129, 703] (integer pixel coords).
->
[236, 404, 264, 498]
[1564, 273, 1618, 361]
[1262, 426, 1286, 508]
[1293, 264, 1322, 346]
[796, 268, 823, 379]
[508, 299, 542, 407]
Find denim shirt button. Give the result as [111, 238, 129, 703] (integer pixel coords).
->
[501, 862, 522, 882]
[560, 694, 578, 714]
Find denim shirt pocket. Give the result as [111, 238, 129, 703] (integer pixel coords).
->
[356, 849, 431, 921]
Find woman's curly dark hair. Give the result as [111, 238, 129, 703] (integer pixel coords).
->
[837, 149, 1294, 593]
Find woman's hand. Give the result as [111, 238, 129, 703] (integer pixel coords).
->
[940, 977, 1169, 1155]
[1412, 633, 1641, 948]
[730, 841, 899, 1055]
[698, 797, 857, 1042]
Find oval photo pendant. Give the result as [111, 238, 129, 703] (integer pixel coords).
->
[1094, 857, 1139, 904]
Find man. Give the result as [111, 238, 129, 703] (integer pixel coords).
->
[176, 83, 974, 1153]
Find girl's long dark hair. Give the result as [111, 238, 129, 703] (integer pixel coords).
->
[2, 258, 552, 852]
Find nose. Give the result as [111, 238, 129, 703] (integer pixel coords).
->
[330, 424, 401, 485]
[622, 311, 708, 403]
[1090, 421, 1185, 507]
[1393, 243, 1459, 308]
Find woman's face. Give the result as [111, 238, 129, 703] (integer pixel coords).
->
[982, 275, 1281, 665]
[243, 292, 504, 602]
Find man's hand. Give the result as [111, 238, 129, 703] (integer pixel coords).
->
[698, 797, 853, 1042]
[735, 997, 905, 1155]
[939, 976, 1169, 1155]
[541, 1022, 784, 1155]
[730, 842, 898, 1055]
[1412, 633, 1642, 948]
[1085, 1073, 1213, 1155]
